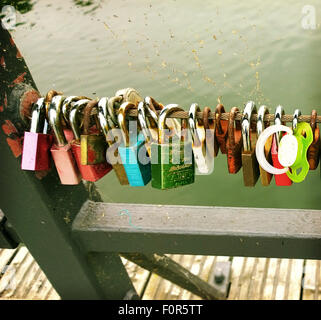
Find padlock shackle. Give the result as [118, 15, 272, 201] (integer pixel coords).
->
[274, 105, 285, 147]
[292, 109, 302, 132]
[69, 99, 91, 141]
[44, 90, 62, 119]
[83, 100, 99, 135]
[257, 105, 270, 136]
[48, 95, 67, 147]
[310, 110, 317, 132]
[242, 101, 257, 152]
[30, 97, 45, 133]
[118, 101, 137, 147]
[110, 88, 143, 128]
[188, 103, 205, 148]
[137, 97, 159, 146]
[62, 96, 89, 125]
[107, 95, 122, 127]
[228, 107, 241, 148]
[158, 104, 186, 145]
[215, 104, 226, 134]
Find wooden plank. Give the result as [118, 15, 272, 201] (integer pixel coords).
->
[302, 260, 321, 300]
[0, 247, 29, 298]
[228, 257, 245, 300]
[73, 201, 321, 259]
[26, 268, 54, 300]
[261, 258, 280, 299]
[247, 258, 266, 299]
[236, 257, 256, 300]
[287, 259, 304, 300]
[0, 249, 17, 273]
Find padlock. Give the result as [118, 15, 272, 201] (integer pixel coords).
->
[307, 110, 320, 170]
[188, 103, 214, 174]
[241, 101, 260, 186]
[278, 122, 313, 183]
[215, 104, 228, 154]
[80, 100, 108, 165]
[48, 95, 82, 185]
[97, 97, 129, 185]
[118, 102, 151, 186]
[151, 104, 195, 189]
[62, 96, 90, 143]
[226, 107, 243, 174]
[257, 105, 272, 186]
[271, 105, 292, 186]
[203, 106, 219, 158]
[21, 97, 53, 171]
[69, 99, 112, 182]
[137, 97, 159, 157]
[44, 90, 62, 118]
[108, 88, 143, 127]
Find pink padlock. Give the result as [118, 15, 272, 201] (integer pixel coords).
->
[21, 98, 53, 171]
[49, 95, 82, 185]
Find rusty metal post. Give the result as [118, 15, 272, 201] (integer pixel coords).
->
[0, 27, 138, 300]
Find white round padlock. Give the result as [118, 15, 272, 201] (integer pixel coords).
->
[255, 124, 293, 175]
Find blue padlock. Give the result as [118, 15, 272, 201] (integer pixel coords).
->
[118, 102, 151, 186]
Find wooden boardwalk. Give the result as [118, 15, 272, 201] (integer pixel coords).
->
[0, 245, 320, 300]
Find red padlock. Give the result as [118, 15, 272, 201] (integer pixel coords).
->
[69, 100, 112, 182]
[49, 95, 82, 185]
[21, 98, 53, 171]
[271, 105, 292, 186]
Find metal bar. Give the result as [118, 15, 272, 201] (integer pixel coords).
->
[0, 28, 138, 300]
[26, 93, 320, 123]
[121, 253, 225, 300]
[72, 201, 321, 259]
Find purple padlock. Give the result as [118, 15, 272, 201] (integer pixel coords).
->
[21, 98, 53, 171]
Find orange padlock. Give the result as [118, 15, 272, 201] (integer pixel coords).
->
[226, 107, 243, 174]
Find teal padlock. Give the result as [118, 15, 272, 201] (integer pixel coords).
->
[278, 122, 313, 183]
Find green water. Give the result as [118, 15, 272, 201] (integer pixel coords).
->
[10, 0, 321, 209]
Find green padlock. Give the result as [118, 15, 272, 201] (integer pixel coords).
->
[278, 122, 313, 183]
[151, 104, 195, 189]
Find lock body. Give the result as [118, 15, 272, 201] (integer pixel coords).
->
[21, 132, 53, 171]
[151, 140, 195, 189]
[271, 134, 292, 186]
[118, 134, 151, 186]
[259, 136, 273, 186]
[71, 141, 112, 182]
[81, 134, 107, 165]
[51, 143, 82, 185]
[241, 131, 260, 187]
[242, 150, 260, 186]
[226, 131, 243, 174]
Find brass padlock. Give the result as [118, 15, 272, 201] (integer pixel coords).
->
[80, 100, 108, 165]
[257, 105, 273, 186]
[241, 101, 260, 187]
[307, 110, 320, 170]
[203, 107, 219, 158]
[215, 104, 228, 154]
[226, 107, 243, 174]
